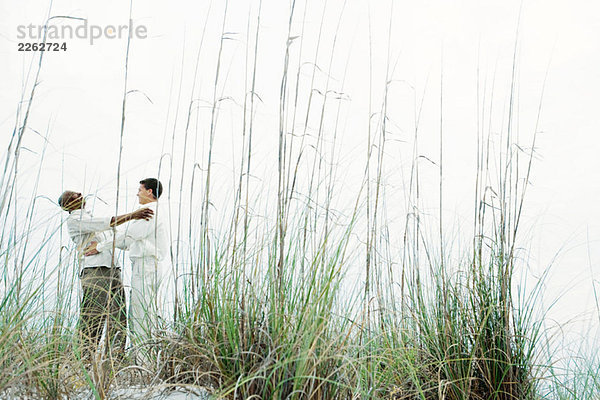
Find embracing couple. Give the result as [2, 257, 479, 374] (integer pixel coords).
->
[58, 178, 169, 365]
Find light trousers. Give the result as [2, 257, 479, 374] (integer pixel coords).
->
[129, 256, 163, 342]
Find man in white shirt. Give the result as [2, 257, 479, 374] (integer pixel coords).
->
[58, 190, 153, 362]
[86, 178, 169, 357]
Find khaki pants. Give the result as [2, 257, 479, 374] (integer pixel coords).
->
[79, 267, 127, 361]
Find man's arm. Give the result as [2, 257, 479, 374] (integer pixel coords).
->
[83, 209, 154, 255]
[85, 216, 156, 256]
[68, 215, 111, 235]
[110, 208, 154, 227]
[69, 208, 154, 235]
[86, 230, 133, 255]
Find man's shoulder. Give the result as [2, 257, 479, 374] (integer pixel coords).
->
[67, 209, 99, 226]
[68, 209, 90, 218]
[144, 201, 159, 210]
[140, 201, 162, 217]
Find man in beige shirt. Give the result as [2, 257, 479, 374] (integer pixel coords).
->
[59, 190, 153, 362]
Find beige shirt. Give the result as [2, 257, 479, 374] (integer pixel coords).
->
[66, 209, 117, 271]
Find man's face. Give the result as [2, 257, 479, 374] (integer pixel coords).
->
[137, 184, 155, 205]
[62, 191, 85, 211]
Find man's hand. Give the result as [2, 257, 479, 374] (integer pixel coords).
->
[131, 208, 154, 221]
[84, 241, 99, 256]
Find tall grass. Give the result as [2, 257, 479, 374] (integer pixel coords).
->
[1, 1, 596, 399]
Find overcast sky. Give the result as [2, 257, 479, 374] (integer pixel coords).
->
[2, 0, 600, 351]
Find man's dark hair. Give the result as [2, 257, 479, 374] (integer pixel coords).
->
[140, 178, 163, 199]
[58, 191, 75, 210]
[58, 192, 67, 208]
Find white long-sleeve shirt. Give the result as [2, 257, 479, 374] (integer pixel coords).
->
[96, 202, 168, 261]
[66, 209, 118, 271]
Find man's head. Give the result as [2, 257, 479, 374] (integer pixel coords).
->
[58, 191, 85, 212]
[138, 178, 163, 204]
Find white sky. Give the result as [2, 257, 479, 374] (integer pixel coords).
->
[2, 0, 600, 354]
